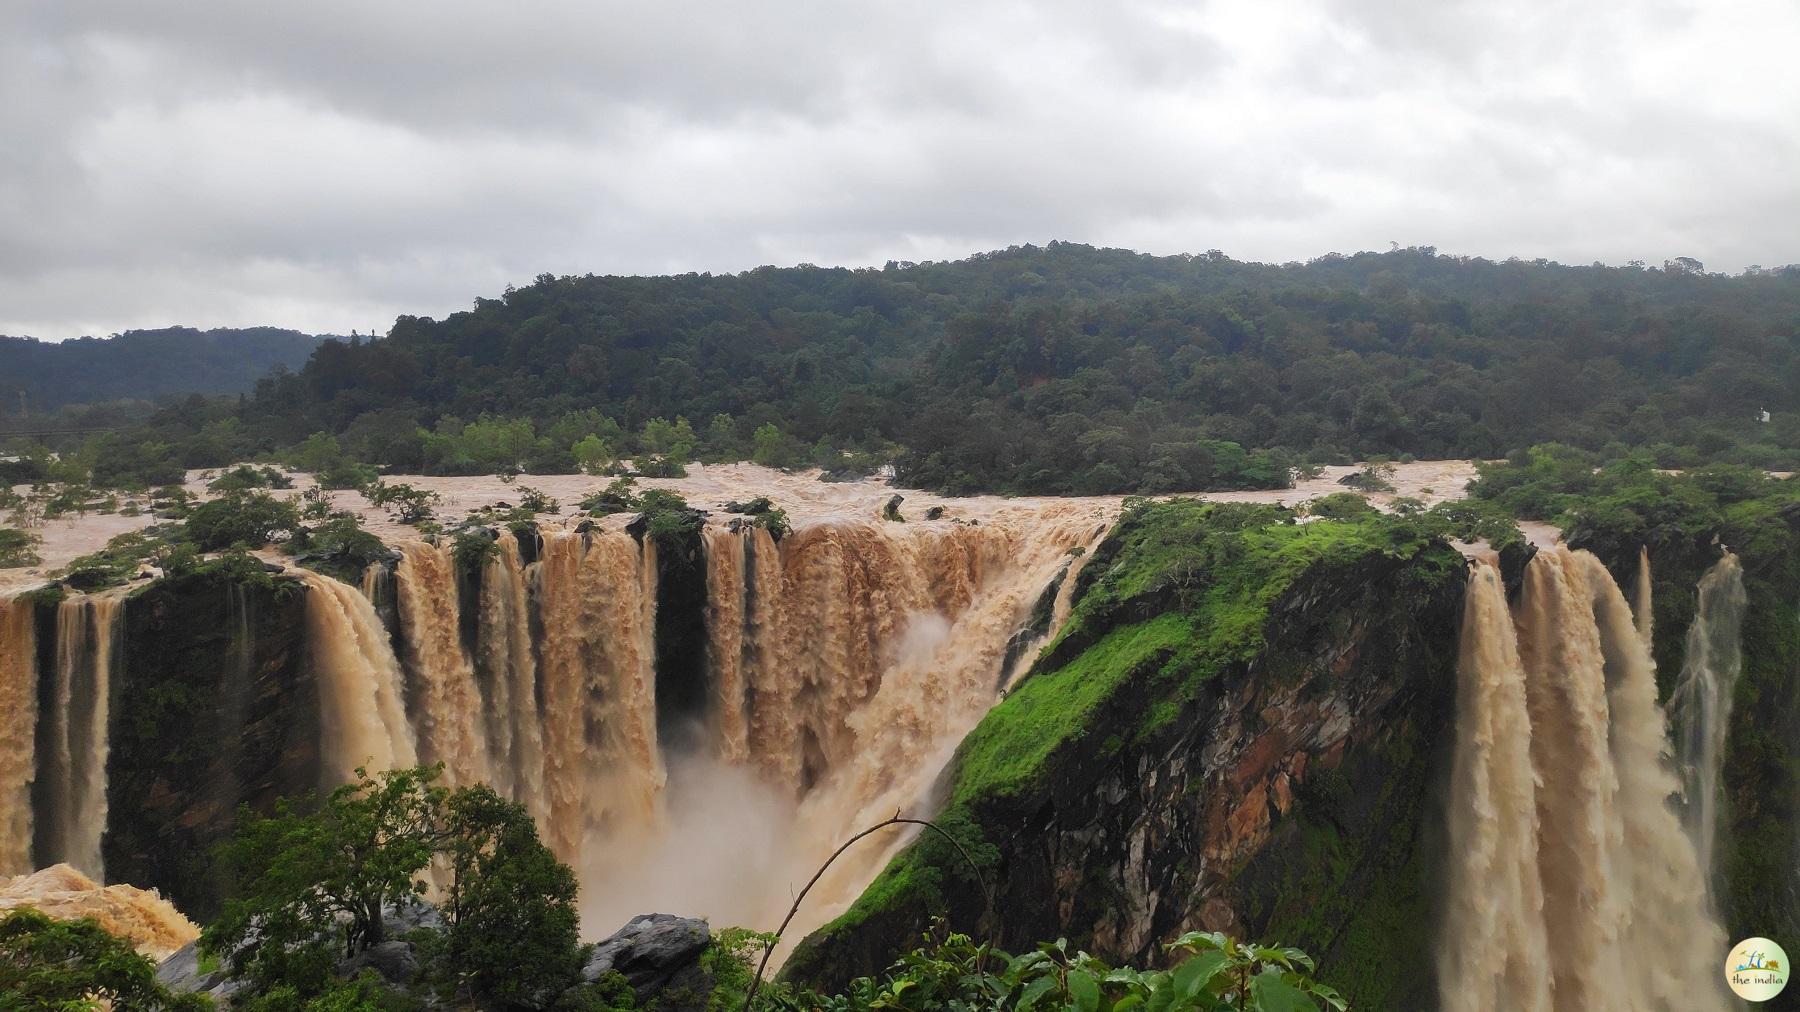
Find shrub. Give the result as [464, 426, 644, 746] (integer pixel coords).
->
[0, 527, 40, 568]
[582, 477, 641, 515]
[185, 489, 301, 551]
[771, 924, 1342, 1012]
[208, 465, 293, 492]
[207, 766, 591, 1009]
[364, 481, 441, 525]
[518, 486, 561, 514]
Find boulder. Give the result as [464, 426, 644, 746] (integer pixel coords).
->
[339, 939, 420, 985]
[583, 914, 712, 1008]
[157, 940, 249, 1002]
[383, 896, 444, 936]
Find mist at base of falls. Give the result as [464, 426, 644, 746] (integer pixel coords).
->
[577, 744, 799, 938]
[301, 509, 1100, 955]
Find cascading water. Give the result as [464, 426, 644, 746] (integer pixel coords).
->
[3, 497, 1105, 958]
[1667, 553, 1746, 896]
[474, 531, 547, 816]
[534, 528, 664, 865]
[0, 596, 37, 875]
[1437, 557, 1551, 1012]
[297, 568, 417, 785]
[394, 542, 494, 790]
[1439, 548, 1728, 1012]
[34, 595, 123, 881]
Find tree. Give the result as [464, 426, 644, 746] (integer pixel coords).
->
[0, 527, 40, 568]
[752, 423, 791, 468]
[0, 907, 212, 1010]
[442, 785, 583, 1004]
[185, 489, 302, 551]
[207, 766, 594, 1008]
[572, 434, 616, 475]
[206, 765, 448, 991]
[363, 481, 440, 525]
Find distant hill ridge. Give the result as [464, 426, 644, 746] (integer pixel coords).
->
[1, 326, 332, 411]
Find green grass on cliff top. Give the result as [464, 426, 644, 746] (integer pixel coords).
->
[952, 499, 1436, 807]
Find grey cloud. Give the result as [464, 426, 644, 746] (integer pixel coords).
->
[0, 0, 1796, 339]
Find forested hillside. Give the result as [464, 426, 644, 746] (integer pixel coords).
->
[0, 327, 327, 412]
[39, 245, 1800, 494]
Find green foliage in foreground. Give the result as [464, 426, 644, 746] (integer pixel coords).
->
[0, 906, 212, 1010]
[205, 765, 595, 1009]
[738, 925, 1340, 1012]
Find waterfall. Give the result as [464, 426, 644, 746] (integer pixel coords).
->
[663, 513, 1099, 950]
[394, 542, 494, 790]
[533, 529, 664, 864]
[475, 531, 546, 815]
[1667, 553, 1746, 896]
[1439, 548, 1727, 1011]
[4, 500, 1102, 956]
[1633, 546, 1654, 644]
[702, 525, 751, 763]
[1437, 558, 1551, 1012]
[36, 595, 123, 880]
[0, 596, 37, 875]
[298, 568, 417, 785]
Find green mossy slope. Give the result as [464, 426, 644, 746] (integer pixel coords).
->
[786, 500, 1465, 1009]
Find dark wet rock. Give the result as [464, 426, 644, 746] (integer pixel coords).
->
[882, 495, 905, 522]
[925, 506, 946, 521]
[383, 896, 443, 936]
[339, 939, 420, 986]
[583, 914, 713, 1008]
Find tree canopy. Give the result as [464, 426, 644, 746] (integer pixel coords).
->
[16, 244, 1800, 494]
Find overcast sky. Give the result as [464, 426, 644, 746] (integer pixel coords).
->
[4, 1, 1798, 340]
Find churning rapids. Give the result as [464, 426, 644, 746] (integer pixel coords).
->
[0, 463, 1745, 994]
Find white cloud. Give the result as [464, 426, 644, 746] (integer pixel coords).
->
[2, 0, 1797, 339]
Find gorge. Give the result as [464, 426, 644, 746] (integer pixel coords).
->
[0, 467, 1793, 1010]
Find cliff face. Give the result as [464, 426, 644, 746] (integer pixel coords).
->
[786, 502, 1465, 1010]
[1570, 500, 1800, 951]
[102, 571, 315, 919]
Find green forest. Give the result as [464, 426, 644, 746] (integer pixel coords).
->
[0, 327, 327, 414]
[8, 244, 1798, 496]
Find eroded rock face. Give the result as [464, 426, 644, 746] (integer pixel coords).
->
[987, 553, 1459, 997]
[103, 571, 315, 920]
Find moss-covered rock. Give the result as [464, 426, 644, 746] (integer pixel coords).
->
[785, 500, 1466, 1010]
